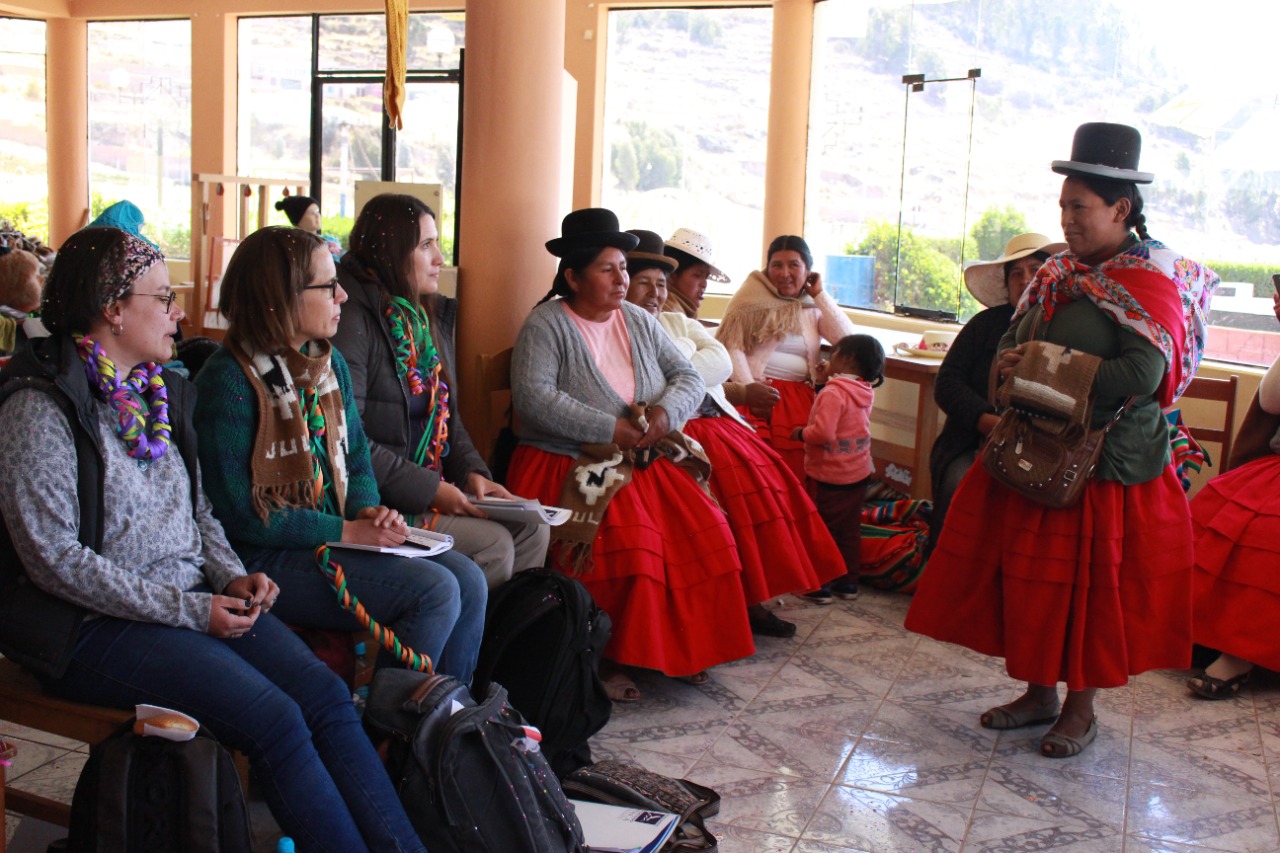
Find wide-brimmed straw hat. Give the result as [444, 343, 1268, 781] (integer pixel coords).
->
[546, 208, 639, 257]
[963, 232, 1066, 308]
[664, 227, 730, 283]
[625, 230, 678, 271]
[1051, 122, 1154, 184]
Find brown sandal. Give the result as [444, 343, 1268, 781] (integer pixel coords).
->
[675, 670, 710, 686]
[603, 672, 641, 704]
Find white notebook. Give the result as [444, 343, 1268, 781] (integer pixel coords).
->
[470, 496, 571, 526]
[570, 800, 678, 853]
[325, 528, 453, 558]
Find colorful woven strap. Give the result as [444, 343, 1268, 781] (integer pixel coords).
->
[313, 545, 433, 672]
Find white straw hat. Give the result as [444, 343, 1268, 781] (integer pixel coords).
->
[664, 228, 730, 283]
[963, 233, 1067, 308]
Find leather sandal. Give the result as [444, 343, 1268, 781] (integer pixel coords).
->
[1187, 670, 1250, 700]
[675, 670, 710, 686]
[1040, 715, 1098, 758]
[603, 672, 641, 704]
[979, 702, 1060, 730]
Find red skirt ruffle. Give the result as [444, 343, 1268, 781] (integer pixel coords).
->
[506, 444, 754, 677]
[737, 378, 813, 481]
[1191, 454, 1280, 671]
[685, 417, 844, 600]
[904, 464, 1192, 690]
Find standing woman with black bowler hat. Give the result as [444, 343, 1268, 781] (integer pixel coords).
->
[905, 123, 1218, 758]
[505, 208, 754, 701]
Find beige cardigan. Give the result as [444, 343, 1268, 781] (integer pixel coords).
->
[720, 280, 857, 384]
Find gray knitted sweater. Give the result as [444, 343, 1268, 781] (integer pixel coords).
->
[0, 390, 245, 632]
[512, 299, 705, 458]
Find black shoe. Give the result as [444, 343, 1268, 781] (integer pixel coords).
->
[830, 580, 860, 600]
[797, 588, 835, 605]
[750, 609, 798, 638]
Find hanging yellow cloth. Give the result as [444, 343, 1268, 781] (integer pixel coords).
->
[384, 0, 408, 129]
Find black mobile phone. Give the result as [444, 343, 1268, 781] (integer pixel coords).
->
[1272, 273, 1280, 297]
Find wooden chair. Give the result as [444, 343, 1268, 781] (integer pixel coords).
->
[1180, 374, 1239, 471]
[0, 656, 249, 845]
[475, 348, 515, 470]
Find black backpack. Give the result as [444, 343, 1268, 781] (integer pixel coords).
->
[64, 722, 252, 853]
[364, 669, 586, 853]
[472, 569, 613, 777]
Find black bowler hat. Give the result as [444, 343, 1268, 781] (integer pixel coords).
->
[625, 229, 678, 271]
[1051, 122, 1154, 184]
[545, 208, 640, 257]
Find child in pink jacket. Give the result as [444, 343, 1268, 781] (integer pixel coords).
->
[792, 334, 884, 599]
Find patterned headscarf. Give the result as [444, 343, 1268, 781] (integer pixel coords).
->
[100, 232, 165, 307]
[1013, 237, 1219, 408]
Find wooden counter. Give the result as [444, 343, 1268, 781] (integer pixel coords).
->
[869, 352, 944, 499]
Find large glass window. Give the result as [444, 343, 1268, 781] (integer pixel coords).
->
[0, 17, 48, 243]
[87, 19, 192, 258]
[239, 13, 464, 258]
[806, 0, 1280, 365]
[602, 7, 772, 291]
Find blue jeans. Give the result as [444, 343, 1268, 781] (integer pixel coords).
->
[244, 546, 486, 682]
[40, 614, 426, 853]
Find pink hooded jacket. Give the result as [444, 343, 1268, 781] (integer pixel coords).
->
[799, 374, 875, 485]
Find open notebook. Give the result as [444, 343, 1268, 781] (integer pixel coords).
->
[470, 496, 571, 526]
[325, 527, 454, 558]
[570, 800, 678, 853]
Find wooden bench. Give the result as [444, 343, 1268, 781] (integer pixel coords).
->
[0, 656, 249, 850]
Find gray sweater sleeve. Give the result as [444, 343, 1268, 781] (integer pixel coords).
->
[192, 463, 248, 594]
[0, 390, 216, 632]
[512, 301, 706, 456]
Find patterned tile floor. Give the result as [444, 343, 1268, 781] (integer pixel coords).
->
[6, 589, 1280, 852]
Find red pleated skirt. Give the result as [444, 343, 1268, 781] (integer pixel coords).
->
[506, 444, 755, 677]
[684, 417, 844, 601]
[1191, 454, 1280, 671]
[737, 378, 813, 481]
[904, 463, 1192, 690]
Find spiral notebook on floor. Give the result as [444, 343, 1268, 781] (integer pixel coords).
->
[470, 496, 571, 526]
[570, 800, 678, 853]
[325, 528, 453, 557]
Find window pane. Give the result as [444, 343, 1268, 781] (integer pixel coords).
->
[318, 82, 385, 225]
[0, 17, 48, 245]
[395, 82, 460, 263]
[87, 20, 192, 259]
[238, 15, 312, 202]
[602, 7, 772, 292]
[318, 13, 464, 73]
[806, 0, 1280, 366]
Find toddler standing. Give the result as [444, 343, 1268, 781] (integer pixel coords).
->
[792, 334, 884, 600]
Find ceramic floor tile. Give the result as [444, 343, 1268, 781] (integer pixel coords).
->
[686, 762, 829, 839]
[704, 822, 799, 852]
[0, 736, 70, 782]
[583, 742, 698, 779]
[1125, 834, 1243, 852]
[792, 838, 876, 853]
[3, 750, 87, 804]
[0, 722, 85, 751]
[962, 809, 1122, 852]
[1127, 782, 1280, 852]
[975, 761, 1125, 830]
[1129, 735, 1269, 800]
[5, 811, 18, 847]
[803, 785, 970, 852]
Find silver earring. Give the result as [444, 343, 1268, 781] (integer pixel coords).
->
[111, 322, 123, 336]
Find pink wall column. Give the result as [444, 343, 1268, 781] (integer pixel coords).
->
[762, 0, 815, 256]
[46, 17, 88, 247]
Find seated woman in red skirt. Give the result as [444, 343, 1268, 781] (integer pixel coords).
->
[709, 234, 857, 483]
[905, 122, 1219, 758]
[622, 228, 846, 638]
[505, 209, 754, 702]
[1188, 303, 1280, 699]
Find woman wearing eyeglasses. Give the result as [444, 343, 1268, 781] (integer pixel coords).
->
[0, 226, 429, 852]
[193, 226, 486, 686]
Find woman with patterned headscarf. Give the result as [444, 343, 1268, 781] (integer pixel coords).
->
[0, 227, 429, 852]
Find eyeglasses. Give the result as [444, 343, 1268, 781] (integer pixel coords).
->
[132, 291, 180, 312]
[302, 278, 340, 300]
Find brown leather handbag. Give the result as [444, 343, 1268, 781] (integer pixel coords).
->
[981, 339, 1130, 509]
